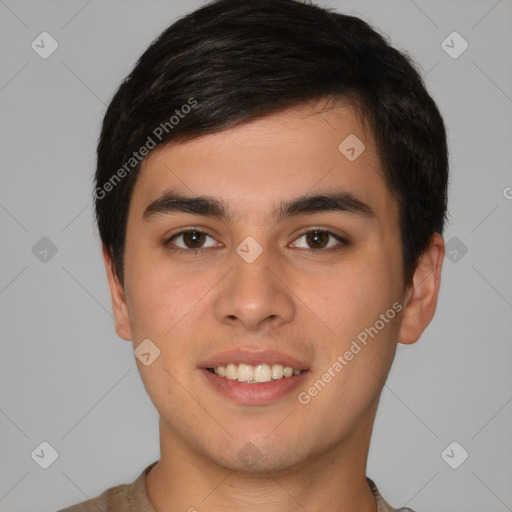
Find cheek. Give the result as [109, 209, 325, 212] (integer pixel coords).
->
[310, 262, 399, 332]
[302, 269, 401, 415]
[124, 249, 207, 340]
[297, 250, 403, 378]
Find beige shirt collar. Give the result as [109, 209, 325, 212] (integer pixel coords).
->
[59, 460, 409, 512]
[132, 462, 403, 512]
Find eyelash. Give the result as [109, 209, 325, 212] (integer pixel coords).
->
[164, 228, 350, 255]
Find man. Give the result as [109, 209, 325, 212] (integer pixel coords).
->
[59, 0, 447, 510]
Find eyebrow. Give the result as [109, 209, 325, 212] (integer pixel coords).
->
[142, 189, 375, 223]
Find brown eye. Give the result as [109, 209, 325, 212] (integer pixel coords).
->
[167, 230, 220, 252]
[182, 230, 207, 248]
[291, 229, 349, 251]
[305, 230, 329, 249]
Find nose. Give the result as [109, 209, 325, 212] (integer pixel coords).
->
[213, 247, 296, 332]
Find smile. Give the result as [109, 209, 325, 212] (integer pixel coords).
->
[207, 363, 303, 383]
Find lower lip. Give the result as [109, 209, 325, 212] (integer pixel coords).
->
[200, 368, 308, 405]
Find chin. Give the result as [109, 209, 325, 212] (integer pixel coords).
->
[217, 445, 307, 475]
[203, 430, 314, 475]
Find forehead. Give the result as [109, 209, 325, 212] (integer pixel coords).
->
[130, 103, 396, 224]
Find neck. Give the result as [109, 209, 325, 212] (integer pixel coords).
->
[146, 415, 378, 512]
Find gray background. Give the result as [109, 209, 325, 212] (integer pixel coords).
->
[1, 0, 511, 511]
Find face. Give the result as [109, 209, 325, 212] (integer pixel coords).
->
[105, 102, 435, 474]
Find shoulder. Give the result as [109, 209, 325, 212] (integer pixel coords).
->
[57, 461, 158, 512]
[56, 482, 130, 512]
[367, 477, 417, 512]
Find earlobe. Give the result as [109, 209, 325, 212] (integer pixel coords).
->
[102, 246, 133, 341]
[398, 233, 445, 345]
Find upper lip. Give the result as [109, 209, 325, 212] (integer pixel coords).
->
[199, 349, 310, 370]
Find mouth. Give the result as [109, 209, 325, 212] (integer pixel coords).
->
[206, 363, 304, 383]
[199, 350, 310, 405]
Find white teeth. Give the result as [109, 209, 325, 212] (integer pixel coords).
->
[225, 363, 238, 380]
[211, 363, 303, 382]
[237, 364, 254, 382]
[254, 364, 272, 383]
[283, 366, 294, 378]
[271, 364, 284, 379]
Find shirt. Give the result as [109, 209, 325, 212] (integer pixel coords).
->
[57, 461, 413, 512]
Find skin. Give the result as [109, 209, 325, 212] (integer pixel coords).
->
[103, 101, 444, 512]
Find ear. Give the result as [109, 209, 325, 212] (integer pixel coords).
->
[398, 233, 445, 345]
[102, 245, 133, 341]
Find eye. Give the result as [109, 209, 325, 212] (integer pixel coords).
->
[166, 229, 222, 252]
[290, 229, 349, 251]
